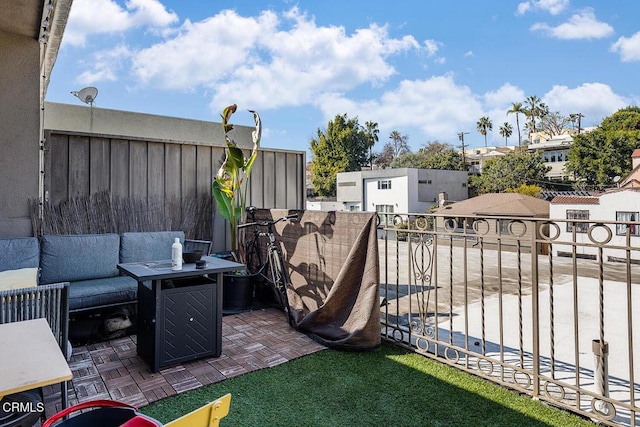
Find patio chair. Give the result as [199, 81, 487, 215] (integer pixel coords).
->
[164, 393, 231, 427]
[184, 239, 213, 256]
[0, 282, 70, 427]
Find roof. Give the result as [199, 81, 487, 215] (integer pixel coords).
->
[550, 196, 600, 205]
[632, 149, 640, 158]
[540, 191, 593, 201]
[620, 162, 640, 187]
[433, 193, 549, 217]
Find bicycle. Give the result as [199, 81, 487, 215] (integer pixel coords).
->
[239, 207, 298, 325]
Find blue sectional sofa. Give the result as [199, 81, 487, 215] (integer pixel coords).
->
[0, 231, 185, 312]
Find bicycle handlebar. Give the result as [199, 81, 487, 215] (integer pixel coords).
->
[238, 214, 298, 229]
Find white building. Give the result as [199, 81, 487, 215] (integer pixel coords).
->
[464, 146, 516, 174]
[527, 128, 595, 181]
[549, 189, 640, 262]
[336, 168, 468, 214]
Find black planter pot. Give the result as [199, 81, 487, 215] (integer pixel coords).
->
[222, 273, 254, 314]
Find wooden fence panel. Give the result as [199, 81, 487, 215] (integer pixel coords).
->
[68, 135, 90, 199]
[128, 141, 147, 198]
[89, 137, 110, 194]
[164, 143, 181, 200]
[47, 133, 68, 204]
[44, 131, 305, 247]
[274, 151, 287, 208]
[147, 142, 165, 198]
[181, 144, 197, 200]
[110, 139, 129, 197]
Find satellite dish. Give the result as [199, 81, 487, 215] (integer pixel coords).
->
[71, 87, 98, 106]
[613, 176, 621, 183]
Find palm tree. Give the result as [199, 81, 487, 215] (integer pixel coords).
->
[476, 116, 493, 148]
[363, 121, 379, 170]
[507, 102, 525, 148]
[523, 95, 549, 141]
[498, 122, 513, 145]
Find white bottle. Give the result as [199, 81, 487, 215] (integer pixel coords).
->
[171, 238, 183, 270]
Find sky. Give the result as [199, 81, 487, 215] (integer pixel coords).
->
[46, 0, 640, 154]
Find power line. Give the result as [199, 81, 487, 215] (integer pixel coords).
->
[458, 132, 469, 170]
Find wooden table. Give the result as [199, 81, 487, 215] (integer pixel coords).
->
[0, 318, 73, 399]
[118, 256, 245, 371]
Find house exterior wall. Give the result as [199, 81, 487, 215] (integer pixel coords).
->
[527, 134, 573, 180]
[365, 175, 408, 213]
[337, 168, 468, 215]
[336, 171, 363, 204]
[0, 32, 40, 237]
[549, 191, 640, 261]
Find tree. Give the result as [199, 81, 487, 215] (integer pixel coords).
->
[391, 141, 464, 170]
[506, 183, 542, 197]
[471, 152, 550, 194]
[476, 116, 493, 147]
[363, 121, 379, 170]
[539, 112, 573, 138]
[375, 130, 410, 168]
[310, 114, 369, 196]
[565, 107, 640, 190]
[523, 95, 549, 140]
[507, 102, 525, 147]
[387, 131, 411, 157]
[498, 122, 513, 145]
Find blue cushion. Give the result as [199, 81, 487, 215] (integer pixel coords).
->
[120, 231, 185, 263]
[40, 234, 120, 284]
[68, 276, 137, 311]
[0, 237, 39, 273]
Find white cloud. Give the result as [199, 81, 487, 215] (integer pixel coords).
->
[423, 39, 442, 57]
[315, 74, 484, 144]
[132, 10, 277, 91]
[464, 51, 474, 57]
[611, 32, 640, 62]
[484, 83, 525, 110]
[530, 9, 614, 40]
[76, 45, 133, 85]
[64, 0, 178, 46]
[543, 83, 629, 126]
[516, 2, 532, 16]
[128, 8, 420, 111]
[516, 0, 569, 16]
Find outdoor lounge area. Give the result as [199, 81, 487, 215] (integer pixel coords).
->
[41, 307, 325, 418]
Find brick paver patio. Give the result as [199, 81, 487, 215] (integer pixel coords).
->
[42, 307, 326, 418]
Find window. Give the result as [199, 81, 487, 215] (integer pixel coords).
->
[566, 210, 589, 233]
[616, 211, 639, 236]
[375, 204, 394, 224]
[377, 180, 391, 190]
[349, 205, 360, 212]
[375, 205, 394, 213]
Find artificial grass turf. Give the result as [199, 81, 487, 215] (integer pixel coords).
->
[142, 342, 595, 427]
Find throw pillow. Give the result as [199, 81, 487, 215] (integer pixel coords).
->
[0, 267, 38, 291]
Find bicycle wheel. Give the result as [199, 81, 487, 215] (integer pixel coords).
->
[267, 247, 292, 323]
[243, 231, 263, 275]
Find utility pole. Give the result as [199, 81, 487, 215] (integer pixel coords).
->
[577, 113, 584, 134]
[458, 132, 469, 171]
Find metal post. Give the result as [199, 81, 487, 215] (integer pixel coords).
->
[592, 339, 610, 415]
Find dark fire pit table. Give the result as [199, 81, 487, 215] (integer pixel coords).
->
[118, 256, 245, 372]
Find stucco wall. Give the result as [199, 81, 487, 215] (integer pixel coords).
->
[549, 191, 640, 261]
[0, 32, 40, 237]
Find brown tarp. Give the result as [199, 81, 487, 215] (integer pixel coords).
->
[252, 209, 381, 351]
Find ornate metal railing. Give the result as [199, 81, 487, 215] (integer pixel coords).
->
[378, 212, 640, 426]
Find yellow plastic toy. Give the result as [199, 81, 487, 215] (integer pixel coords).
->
[165, 394, 231, 427]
